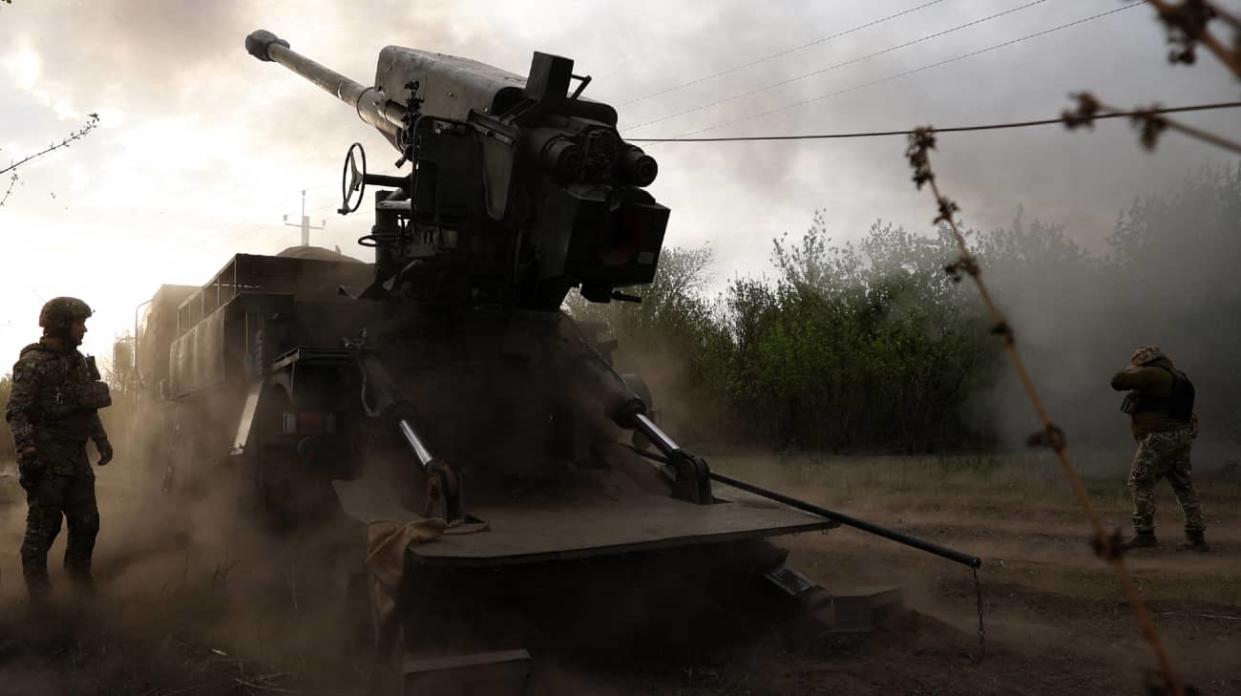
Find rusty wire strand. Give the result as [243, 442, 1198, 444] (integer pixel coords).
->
[905, 127, 1186, 696]
[1063, 93, 1241, 154]
[1145, 0, 1241, 78]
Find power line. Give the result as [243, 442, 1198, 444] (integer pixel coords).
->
[619, 0, 947, 108]
[627, 100, 1241, 143]
[626, 0, 1051, 132]
[674, 2, 1145, 138]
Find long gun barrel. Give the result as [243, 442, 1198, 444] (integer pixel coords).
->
[244, 29, 669, 310]
[246, 30, 406, 146]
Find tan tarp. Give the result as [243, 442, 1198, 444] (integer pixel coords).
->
[365, 517, 490, 649]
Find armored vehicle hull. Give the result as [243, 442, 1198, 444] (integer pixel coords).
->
[133, 245, 833, 691]
[139, 245, 827, 540]
[125, 29, 976, 693]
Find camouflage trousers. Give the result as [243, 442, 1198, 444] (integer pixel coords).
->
[1127, 427, 1205, 534]
[21, 470, 99, 596]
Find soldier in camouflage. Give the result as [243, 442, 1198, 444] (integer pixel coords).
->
[5, 297, 114, 600]
[1110, 345, 1207, 552]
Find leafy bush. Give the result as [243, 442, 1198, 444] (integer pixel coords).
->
[572, 165, 1241, 454]
[571, 214, 999, 452]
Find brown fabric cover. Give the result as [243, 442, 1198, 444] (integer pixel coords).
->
[365, 517, 490, 651]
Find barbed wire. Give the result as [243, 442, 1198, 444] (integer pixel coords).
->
[626, 99, 1241, 143]
[904, 127, 1187, 696]
[619, 0, 947, 108]
[625, 0, 1051, 132]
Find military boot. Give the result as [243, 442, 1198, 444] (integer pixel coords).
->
[1121, 530, 1158, 551]
[1176, 530, 1210, 553]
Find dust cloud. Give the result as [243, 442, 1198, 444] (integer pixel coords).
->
[0, 396, 373, 695]
[967, 167, 1241, 472]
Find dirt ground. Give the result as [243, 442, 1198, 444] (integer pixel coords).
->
[0, 450, 1238, 695]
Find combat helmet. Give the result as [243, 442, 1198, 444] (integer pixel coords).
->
[39, 297, 93, 337]
[1129, 345, 1167, 366]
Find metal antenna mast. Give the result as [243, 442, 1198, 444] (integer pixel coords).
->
[283, 189, 326, 247]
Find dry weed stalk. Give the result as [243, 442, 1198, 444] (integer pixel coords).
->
[0, 113, 100, 178]
[0, 113, 100, 208]
[1146, 0, 1241, 77]
[905, 128, 1187, 696]
[0, 173, 17, 208]
[1060, 2, 1241, 158]
[1063, 92, 1241, 154]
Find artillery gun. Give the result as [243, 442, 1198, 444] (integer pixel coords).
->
[133, 30, 980, 695]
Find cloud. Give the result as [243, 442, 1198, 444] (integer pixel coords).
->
[2, 44, 79, 119]
[0, 0, 1238, 370]
[2, 46, 41, 90]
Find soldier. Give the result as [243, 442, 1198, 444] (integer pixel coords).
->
[5, 297, 114, 600]
[1110, 345, 1207, 552]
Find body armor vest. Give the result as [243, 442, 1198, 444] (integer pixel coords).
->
[1123, 366, 1195, 422]
[19, 344, 111, 431]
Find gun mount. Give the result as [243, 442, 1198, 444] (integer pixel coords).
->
[119, 31, 984, 694]
[246, 29, 667, 309]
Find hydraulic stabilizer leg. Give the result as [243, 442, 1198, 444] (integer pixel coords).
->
[398, 417, 464, 523]
[631, 413, 714, 505]
[349, 340, 465, 525]
[572, 347, 714, 505]
[579, 351, 983, 567]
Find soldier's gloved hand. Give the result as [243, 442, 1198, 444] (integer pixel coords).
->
[17, 446, 42, 492]
[94, 438, 113, 466]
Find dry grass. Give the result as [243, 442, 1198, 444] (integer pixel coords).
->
[2, 449, 1238, 694]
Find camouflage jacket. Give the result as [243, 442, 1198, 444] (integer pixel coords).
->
[5, 340, 110, 470]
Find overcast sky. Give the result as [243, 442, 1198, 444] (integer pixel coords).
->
[1, 0, 1238, 369]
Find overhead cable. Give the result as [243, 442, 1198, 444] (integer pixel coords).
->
[627, 100, 1241, 143]
[620, 0, 947, 107]
[674, 2, 1145, 138]
[626, 0, 1052, 131]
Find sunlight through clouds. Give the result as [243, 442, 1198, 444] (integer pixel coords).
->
[2, 46, 40, 90]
